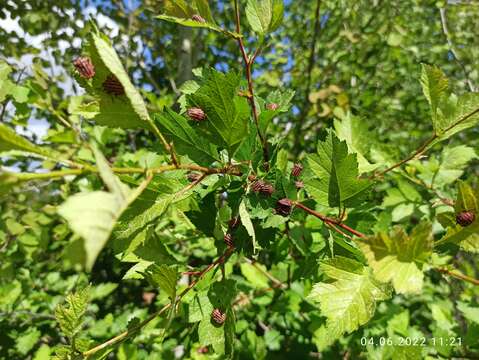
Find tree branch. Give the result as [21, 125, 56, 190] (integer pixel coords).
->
[13, 163, 243, 182]
[234, 0, 269, 164]
[374, 106, 479, 178]
[293, 201, 366, 238]
[436, 267, 479, 286]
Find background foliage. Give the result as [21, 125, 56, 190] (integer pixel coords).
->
[1, 0, 479, 359]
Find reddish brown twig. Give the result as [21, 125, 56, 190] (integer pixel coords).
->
[436, 268, 479, 286]
[293, 202, 366, 238]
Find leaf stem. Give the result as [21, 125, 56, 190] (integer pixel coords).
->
[83, 247, 234, 358]
[233, 0, 269, 164]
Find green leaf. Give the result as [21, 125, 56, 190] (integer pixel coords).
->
[145, 264, 178, 299]
[0, 123, 53, 157]
[307, 257, 391, 341]
[334, 112, 378, 173]
[455, 181, 478, 214]
[420, 64, 449, 132]
[16, 328, 41, 355]
[305, 130, 371, 208]
[198, 317, 225, 354]
[58, 144, 146, 271]
[188, 292, 213, 323]
[10, 84, 29, 103]
[270, 0, 284, 31]
[429, 92, 479, 145]
[157, 1, 240, 39]
[358, 222, 433, 294]
[246, 0, 283, 35]
[187, 68, 250, 155]
[239, 199, 257, 252]
[195, 0, 215, 23]
[84, 30, 156, 130]
[55, 286, 90, 340]
[154, 109, 220, 165]
[438, 182, 479, 252]
[188, 280, 236, 356]
[114, 195, 174, 249]
[441, 223, 479, 253]
[457, 301, 479, 324]
[414, 145, 477, 188]
[240, 263, 269, 288]
[259, 89, 294, 134]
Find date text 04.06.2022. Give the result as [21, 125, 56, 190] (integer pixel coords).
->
[360, 337, 462, 347]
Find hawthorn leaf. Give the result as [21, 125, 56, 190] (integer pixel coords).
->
[84, 30, 155, 131]
[270, 0, 284, 32]
[246, 0, 283, 35]
[198, 317, 225, 354]
[188, 292, 213, 323]
[307, 257, 391, 341]
[239, 200, 257, 252]
[240, 263, 269, 288]
[0, 123, 54, 157]
[190, 280, 236, 357]
[187, 68, 250, 155]
[54, 286, 90, 340]
[441, 222, 479, 252]
[359, 222, 433, 294]
[157, 1, 240, 39]
[154, 109, 220, 165]
[195, 0, 215, 23]
[413, 145, 477, 188]
[209, 279, 237, 309]
[457, 302, 479, 324]
[305, 130, 371, 208]
[0, 61, 28, 103]
[431, 93, 479, 144]
[437, 182, 479, 252]
[420, 64, 449, 131]
[334, 112, 378, 173]
[259, 89, 294, 134]
[144, 264, 178, 299]
[455, 181, 478, 214]
[58, 144, 147, 271]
